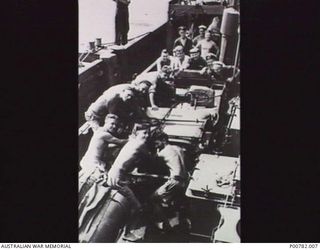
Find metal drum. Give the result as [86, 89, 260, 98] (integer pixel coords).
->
[79, 183, 132, 242]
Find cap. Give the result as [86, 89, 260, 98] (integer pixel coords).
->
[190, 47, 200, 53]
[198, 25, 207, 30]
[212, 61, 225, 67]
[205, 53, 218, 61]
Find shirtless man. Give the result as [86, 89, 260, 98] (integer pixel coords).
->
[107, 124, 151, 189]
[79, 114, 128, 201]
[196, 31, 219, 59]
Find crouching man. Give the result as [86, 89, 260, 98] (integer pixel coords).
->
[151, 132, 188, 230]
[79, 114, 128, 202]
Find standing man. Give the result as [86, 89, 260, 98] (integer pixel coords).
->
[192, 25, 207, 46]
[114, 0, 131, 46]
[196, 31, 220, 60]
[173, 26, 193, 56]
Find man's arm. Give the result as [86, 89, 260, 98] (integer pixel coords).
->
[182, 56, 190, 69]
[211, 42, 219, 57]
[148, 84, 158, 109]
[156, 58, 162, 72]
[102, 132, 128, 145]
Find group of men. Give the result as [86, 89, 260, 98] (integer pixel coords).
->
[79, 72, 189, 240]
[79, 14, 240, 239]
[155, 18, 236, 79]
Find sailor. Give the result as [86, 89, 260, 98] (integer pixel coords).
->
[196, 31, 220, 59]
[150, 132, 188, 230]
[107, 124, 153, 210]
[201, 60, 240, 83]
[171, 45, 190, 72]
[85, 81, 152, 130]
[173, 26, 193, 56]
[79, 114, 128, 202]
[201, 60, 240, 151]
[199, 53, 219, 77]
[156, 49, 173, 72]
[187, 47, 207, 70]
[148, 65, 175, 109]
[114, 0, 131, 45]
[192, 25, 207, 46]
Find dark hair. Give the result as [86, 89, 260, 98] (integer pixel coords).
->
[151, 131, 169, 142]
[105, 114, 119, 122]
[161, 49, 168, 54]
[132, 123, 150, 135]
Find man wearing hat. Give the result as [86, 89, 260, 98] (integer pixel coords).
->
[187, 47, 207, 70]
[173, 26, 193, 55]
[201, 59, 239, 83]
[192, 25, 207, 46]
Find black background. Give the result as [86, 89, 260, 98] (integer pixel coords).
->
[1, 0, 319, 242]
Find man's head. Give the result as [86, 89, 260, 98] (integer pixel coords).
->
[152, 132, 169, 151]
[198, 25, 207, 36]
[134, 80, 152, 94]
[119, 87, 134, 101]
[178, 26, 187, 38]
[190, 47, 200, 59]
[211, 61, 224, 74]
[205, 53, 218, 67]
[159, 65, 173, 80]
[205, 31, 211, 41]
[173, 45, 184, 59]
[104, 114, 119, 134]
[161, 49, 170, 61]
[132, 123, 151, 140]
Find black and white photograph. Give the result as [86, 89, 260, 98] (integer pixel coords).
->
[78, 0, 240, 243]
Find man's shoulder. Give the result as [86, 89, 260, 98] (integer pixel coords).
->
[103, 84, 130, 94]
[135, 71, 158, 84]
